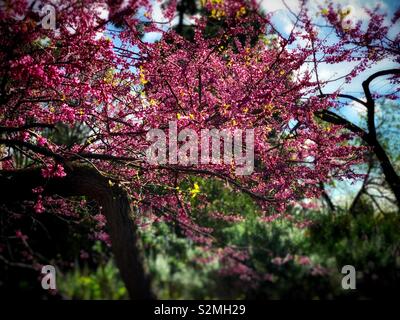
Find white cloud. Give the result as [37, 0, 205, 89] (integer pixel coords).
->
[260, 0, 388, 25]
[260, 0, 301, 13]
[142, 31, 162, 43]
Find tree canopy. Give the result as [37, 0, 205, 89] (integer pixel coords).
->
[0, 0, 399, 299]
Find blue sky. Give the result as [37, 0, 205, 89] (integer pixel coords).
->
[268, 1, 399, 148]
[250, 1, 397, 204]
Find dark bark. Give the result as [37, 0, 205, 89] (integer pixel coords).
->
[316, 68, 400, 208]
[349, 157, 373, 215]
[176, 0, 185, 35]
[317, 109, 400, 207]
[319, 182, 335, 212]
[0, 165, 154, 299]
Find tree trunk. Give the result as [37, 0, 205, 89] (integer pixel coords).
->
[317, 69, 400, 209]
[0, 165, 154, 299]
[316, 109, 400, 208]
[369, 138, 400, 206]
[319, 182, 335, 212]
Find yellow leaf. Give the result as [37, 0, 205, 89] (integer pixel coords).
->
[264, 104, 274, 111]
[189, 182, 201, 198]
[321, 8, 329, 15]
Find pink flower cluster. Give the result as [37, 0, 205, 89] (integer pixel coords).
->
[41, 164, 67, 179]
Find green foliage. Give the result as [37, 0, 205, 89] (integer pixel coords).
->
[57, 241, 127, 300]
[140, 222, 219, 299]
[306, 209, 400, 299]
[58, 260, 128, 300]
[56, 178, 400, 300]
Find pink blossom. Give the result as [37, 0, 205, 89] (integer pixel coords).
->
[297, 256, 312, 266]
[80, 250, 90, 260]
[271, 257, 284, 266]
[15, 230, 28, 241]
[95, 231, 111, 246]
[37, 136, 47, 147]
[311, 265, 329, 276]
[41, 164, 67, 178]
[34, 198, 45, 213]
[93, 213, 107, 228]
[263, 273, 275, 282]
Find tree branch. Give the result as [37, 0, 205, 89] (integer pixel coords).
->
[0, 166, 154, 299]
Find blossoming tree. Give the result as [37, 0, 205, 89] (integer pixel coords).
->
[0, 0, 398, 298]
